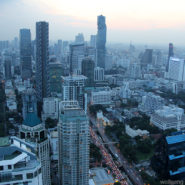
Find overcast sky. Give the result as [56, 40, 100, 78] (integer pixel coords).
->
[1, 0, 185, 45]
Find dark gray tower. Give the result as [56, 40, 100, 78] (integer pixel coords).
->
[166, 43, 174, 72]
[4, 58, 12, 80]
[20, 29, 32, 79]
[81, 57, 95, 86]
[36, 21, 50, 102]
[97, 15, 106, 69]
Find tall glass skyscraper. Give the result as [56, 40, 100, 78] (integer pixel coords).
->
[36, 21, 50, 102]
[58, 101, 89, 185]
[96, 15, 106, 69]
[20, 29, 32, 79]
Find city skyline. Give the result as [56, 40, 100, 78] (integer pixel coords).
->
[1, 0, 185, 45]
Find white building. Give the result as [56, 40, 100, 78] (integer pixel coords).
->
[120, 82, 131, 99]
[168, 57, 185, 81]
[0, 137, 43, 185]
[139, 92, 164, 114]
[94, 67, 104, 81]
[125, 124, 149, 138]
[151, 105, 185, 131]
[91, 91, 112, 105]
[42, 97, 59, 121]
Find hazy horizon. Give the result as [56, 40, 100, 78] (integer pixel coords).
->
[1, 0, 185, 46]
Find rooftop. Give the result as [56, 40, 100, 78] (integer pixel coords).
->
[90, 168, 114, 185]
[166, 134, 185, 145]
[0, 137, 10, 147]
[23, 112, 41, 127]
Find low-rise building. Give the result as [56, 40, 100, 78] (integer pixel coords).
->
[151, 106, 185, 131]
[125, 124, 149, 138]
[90, 168, 114, 185]
[91, 91, 112, 105]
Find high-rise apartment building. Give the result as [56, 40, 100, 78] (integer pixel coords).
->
[36, 21, 50, 102]
[94, 67, 104, 81]
[168, 57, 185, 81]
[81, 57, 95, 86]
[58, 101, 89, 185]
[19, 111, 51, 185]
[20, 29, 32, 79]
[96, 15, 106, 69]
[90, 35, 96, 48]
[61, 75, 87, 110]
[70, 43, 85, 74]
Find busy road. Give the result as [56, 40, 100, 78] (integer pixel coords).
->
[90, 126, 128, 185]
[89, 115, 144, 185]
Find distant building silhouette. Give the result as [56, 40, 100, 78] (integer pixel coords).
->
[97, 15, 106, 69]
[4, 57, 12, 80]
[81, 57, 95, 86]
[166, 43, 174, 72]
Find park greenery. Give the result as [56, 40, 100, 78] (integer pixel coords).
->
[89, 104, 108, 116]
[90, 143, 102, 163]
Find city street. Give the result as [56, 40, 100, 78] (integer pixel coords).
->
[89, 115, 144, 185]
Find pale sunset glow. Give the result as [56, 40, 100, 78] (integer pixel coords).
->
[1, 0, 185, 44]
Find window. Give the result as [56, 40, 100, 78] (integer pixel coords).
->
[8, 165, 11, 169]
[0, 166, 3, 171]
[26, 173, 33, 179]
[14, 174, 23, 180]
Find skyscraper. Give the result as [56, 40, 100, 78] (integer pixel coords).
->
[141, 49, 153, 67]
[20, 29, 32, 79]
[96, 15, 106, 69]
[70, 43, 85, 75]
[4, 57, 12, 80]
[90, 35, 96, 48]
[166, 43, 174, 72]
[61, 75, 87, 110]
[75, 33, 85, 44]
[19, 111, 51, 185]
[58, 101, 89, 185]
[36, 21, 50, 102]
[81, 57, 95, 86]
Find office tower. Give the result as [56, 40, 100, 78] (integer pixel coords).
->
[36, 21, 50, 102]
[94, 67, 104, 81]
[0, 137, 43, 185]
[90, 35, 96, 48]
[49, 61, 64, 94]
[57, 39, 62, 56]
[81, 57, 95, 86]
[19, 111, 51, 185]
[58, 101, 89, 185]
[70, 43, 85, 74]
[168, 57, 185, 81]
[22, 88, 37, 120]
[20, 29, 32, 79]
[4, 57, 12, 80]
[166, 43, 174, 72]
[0, 40, 9, 51]
[141, 49, 153, 66]
[96, 15, 106, 69]
[75, 33, 85, 44]
[61, 75, 87, 110]
[129, 63, 141, 79]
[86, 46, 97, 65]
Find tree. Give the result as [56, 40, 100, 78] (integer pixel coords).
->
[114, 182, 121, 185]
